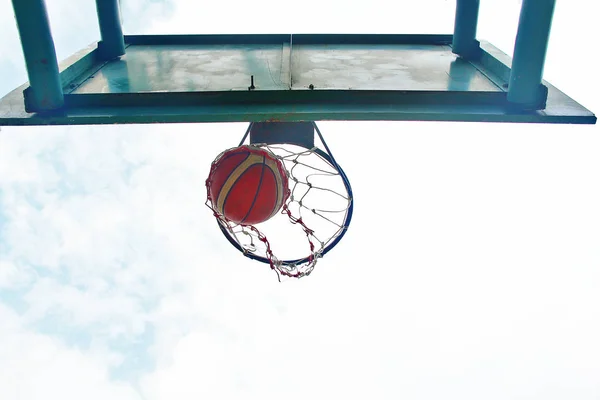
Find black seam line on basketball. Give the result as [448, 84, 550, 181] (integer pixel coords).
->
[259, 161, 278, 219]
[241, 154, 266, 224]
[215, 151, 250, 202]
[267, 165, 280, 219]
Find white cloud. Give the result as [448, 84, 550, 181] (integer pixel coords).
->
[0, 260, 33, 289]
[0, 304, 141, 400]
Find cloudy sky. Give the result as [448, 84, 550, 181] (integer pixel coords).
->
[1, 0, 599, 399]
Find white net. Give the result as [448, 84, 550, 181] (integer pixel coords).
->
[206, 142, 352, 280]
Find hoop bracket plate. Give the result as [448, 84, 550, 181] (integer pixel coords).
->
[250, 121, 315, 148]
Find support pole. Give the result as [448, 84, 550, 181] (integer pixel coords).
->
[508, 0, 556, 109]
[452, 0, 480, 59]
[11, 0, 64, 112]
[96, 0, 125, 60]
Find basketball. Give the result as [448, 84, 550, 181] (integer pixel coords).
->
[207, 145, 289, 225]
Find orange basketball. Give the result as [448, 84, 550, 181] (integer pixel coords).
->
[207, 146, 289, 225]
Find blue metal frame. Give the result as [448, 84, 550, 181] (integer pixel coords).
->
[11, 0, 63, 112]
[508, 0, 556, 109]
[123, 33, 455, 46]
[452, 0, 480, 59]
[96, 0, 125, 60]
[0, 0, 595, 126]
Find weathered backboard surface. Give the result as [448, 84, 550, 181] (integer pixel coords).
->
[0, 34, 596, 125]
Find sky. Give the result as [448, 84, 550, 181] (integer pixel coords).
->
[0, 0, 599, 399]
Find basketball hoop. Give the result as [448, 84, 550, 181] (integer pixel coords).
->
[205, 122, 353, 280]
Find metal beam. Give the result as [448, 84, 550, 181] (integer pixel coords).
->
[0, 37, 595, 126]
[123, 34, 454, 46]
[452, 0, 480, 59]
[11, 0, 63, 112]
[508, 0, 556, 109]
[96, 0, 125, 60]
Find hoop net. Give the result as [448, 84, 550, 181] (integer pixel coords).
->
[205, 143, 352, 280]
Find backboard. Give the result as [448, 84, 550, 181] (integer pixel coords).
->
[0, 0, 596, 126]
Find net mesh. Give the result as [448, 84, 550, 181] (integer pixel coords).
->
[205, 142, 352, 280]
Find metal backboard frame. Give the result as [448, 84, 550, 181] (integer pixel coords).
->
[0, 0, 596, 126]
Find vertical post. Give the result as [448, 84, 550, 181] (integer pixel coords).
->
[508, 0, 556, 109]
[452, 0, 481, 59]
[96, 0, 126, 60]
[11, 0, 64, 112]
